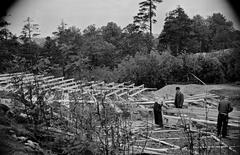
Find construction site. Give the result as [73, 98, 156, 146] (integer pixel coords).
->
[0, 72, 239, 155]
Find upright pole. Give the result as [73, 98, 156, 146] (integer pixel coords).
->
[149, 0, 152, 36]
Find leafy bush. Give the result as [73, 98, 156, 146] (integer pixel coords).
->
[114, 51, 184, 88]
[216, 48, 240, 82]
[184, 54, 224, 83]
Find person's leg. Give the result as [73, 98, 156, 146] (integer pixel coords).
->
[222, 115, 228, 137]
[217, 114, 222, 136]
[154, 110, 158, 124]
[158, 110, 163, 127]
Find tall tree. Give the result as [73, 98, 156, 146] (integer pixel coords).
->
[191, 15, 212, 52]
[120, 24, 153, 56]
[82, 24, 116, 69]
[158, 6, 193, 56]
[0, 19, 20, 73]
[0, 18, 12, 40]
[101, 22, 122, 47]
[133, 0, 162, 35]
[19, 17, 41, 72]
[207, 13, 235, 50]
[52, 21, 85, 77]
[20, 17, 40, 43]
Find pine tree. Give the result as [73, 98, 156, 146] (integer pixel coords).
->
[133, 0, 162, 35]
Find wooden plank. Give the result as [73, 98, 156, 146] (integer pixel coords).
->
[109, 83, 125, 89]
[130, 101, 155, 105]
[188, 93, 219, 98]
[0, 80, 11, 84]
[118, 91, 128, 97]
[131, 146, 166, 154]
[52, 82, 76, 89]
[188, 107, 240, 118]
[0, 73, 11, 78]
[125, 83, 135, 88]
[144, 129, 181, 133]
[132, 145, 168, 153]
[147, 136, 180, 148]
[164, 108, 240, 121]
[40, 76, 54, 81]
[51, 80, 75, 88]
[43, 77, 67, 87]
[91, 81, 105, 87]
[83, 81, 104, 89]
[0, 72, 31, 78]
[44, 77, 64, 84]
[54, 81, 76, 88]
[0, 75, 43, 85]
[106, 87, 125, 97]
[130, 88, 148, 97]
[106, 82, 115, 86]
[165, 98, 204, 104]
[62, 84, 79, 91]
[163, 114, 239, 127]
[128, 84, 144, 93]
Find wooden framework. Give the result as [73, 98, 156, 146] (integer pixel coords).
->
[0, 72, 239, 154]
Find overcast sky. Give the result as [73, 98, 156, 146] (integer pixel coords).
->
[5, 0, 240, 37]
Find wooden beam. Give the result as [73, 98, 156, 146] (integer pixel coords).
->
[40, 76, 54, 81]
[106, 87, 125, 97]
[128, 84, 144, 93]
[147, 136, 180, 148]
[131, 146, 166, 154]
[163, 114, 239, 127]
[118, 91, 128, 97]
[130, 88, 148, 97]
[52, 81, 76, 89]
[132, 145, 168, 153]
[91, 81, 105, 87]
[44, 77, 64, 84]
[0, 73, 32, 79]
[62, 84, 79, 91]
[125, 83, 135, 88]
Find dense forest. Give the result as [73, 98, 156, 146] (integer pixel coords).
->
[1, 6, 240, 88]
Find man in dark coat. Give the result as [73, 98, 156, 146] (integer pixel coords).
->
[174, 87, 184, 108]
[217, 96, 233, 138]
[153, 101, 163, 127]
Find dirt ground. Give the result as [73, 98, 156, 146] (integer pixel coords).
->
[151, 84, 240, 98]
[144, 84, 240, 109]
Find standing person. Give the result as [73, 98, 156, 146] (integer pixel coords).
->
[153, 101, 163, 127]
[217, 96, 233, 138]
[174, 87, 184, 108]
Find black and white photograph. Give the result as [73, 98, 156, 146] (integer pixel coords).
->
[0, 0, 240, 154]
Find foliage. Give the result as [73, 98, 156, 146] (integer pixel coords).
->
[10, 75, 52, 136]
[207, 13, 235, 50]
[120, 24, 153, 56]
[214, 48, 240, 82]
[158, 7, 240, 56]
[20, 17, 40, 43]
[134, 0, 162, 33]
[0, 9, 240, 87]
[115, 51, 184, 88]
[158, 6, 193, 56]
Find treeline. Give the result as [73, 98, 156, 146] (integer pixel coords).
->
[0, 6, 240, 88]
